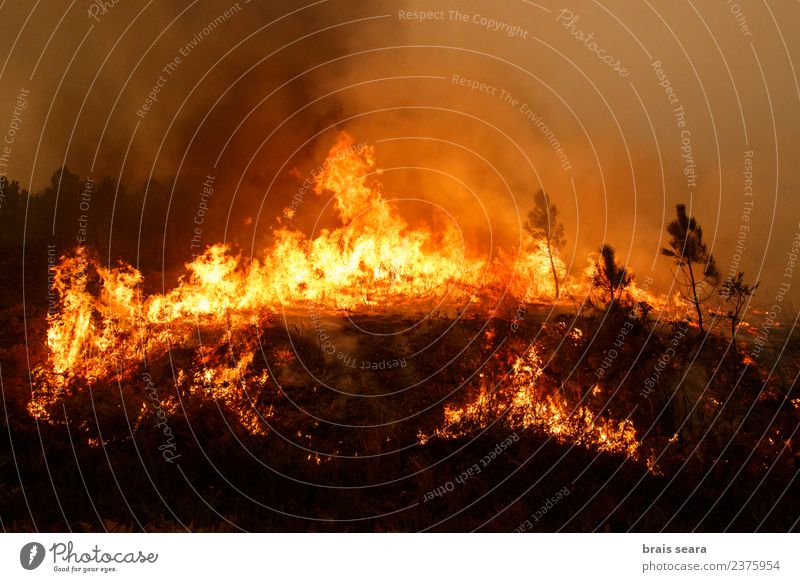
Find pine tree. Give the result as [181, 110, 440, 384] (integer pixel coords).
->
[661, 204, 719, 332]
[592, 244, 633, 305]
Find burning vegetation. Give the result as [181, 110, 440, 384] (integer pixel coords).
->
[30, 134, 643, 455]
[3, 134, 797, 532]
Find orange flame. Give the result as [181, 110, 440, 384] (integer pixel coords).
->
[424, 346, 641, 457]
[30, 133, 642, 453]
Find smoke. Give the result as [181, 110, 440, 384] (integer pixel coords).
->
[0, 0, 798, 300]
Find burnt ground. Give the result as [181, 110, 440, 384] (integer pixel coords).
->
[1, 302, 799, 532]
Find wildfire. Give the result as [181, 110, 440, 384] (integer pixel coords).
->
[35, 134, 555, 385]
[30, 133, 638, 456]
[425, 346, 641, 457]
[266, 133, 487, 310]
[579, 251, 682, 313]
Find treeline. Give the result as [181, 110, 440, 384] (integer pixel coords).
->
[0, 168, 222, 307]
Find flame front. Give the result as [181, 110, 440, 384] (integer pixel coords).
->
[31, 133, 641, 460]
[38, 134, 554, 384]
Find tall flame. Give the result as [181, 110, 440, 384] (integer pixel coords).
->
[267, 134, 485, 309]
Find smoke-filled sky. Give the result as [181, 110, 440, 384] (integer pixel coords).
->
[1, 0, 798, 304]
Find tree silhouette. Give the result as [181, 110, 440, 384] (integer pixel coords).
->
[719, 271, 759, 338]
[661, 204, 719, 332]
[524, 189, 565, 300]
[592, 244, 633, 305]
